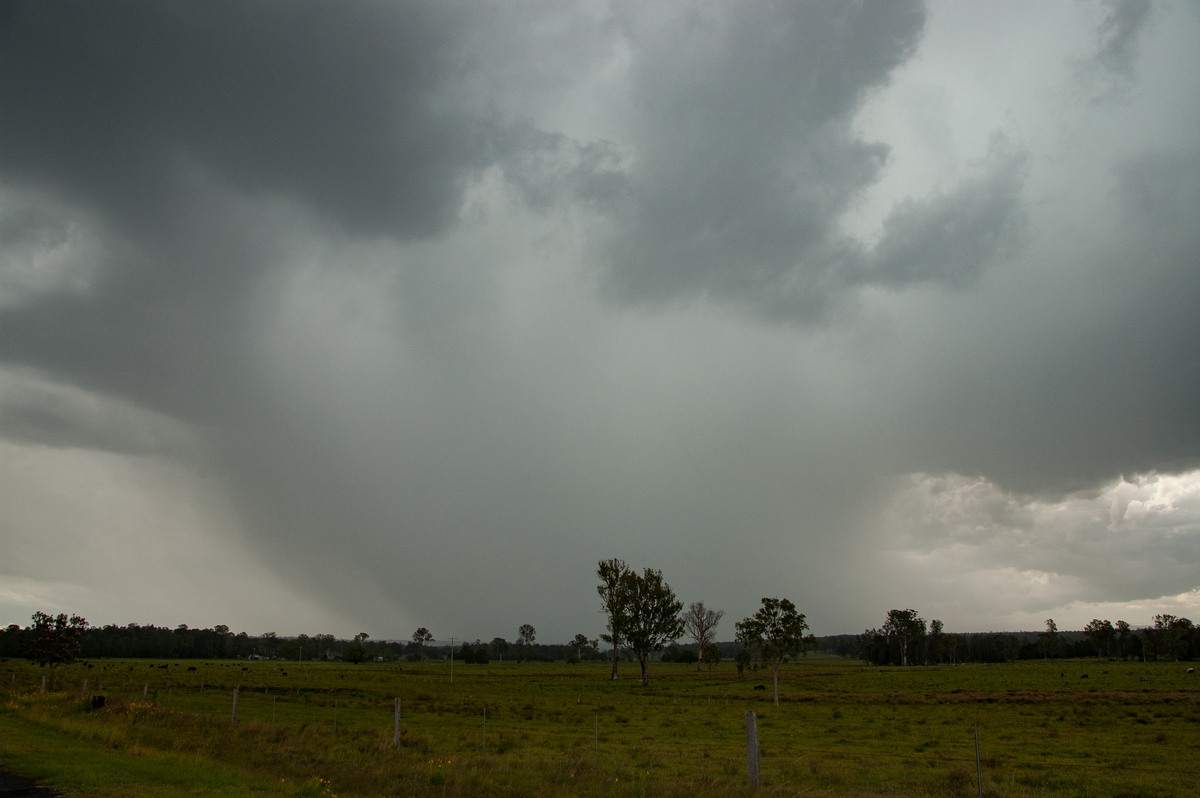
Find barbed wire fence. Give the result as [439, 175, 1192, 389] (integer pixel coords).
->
[5, 668, 1199, 793]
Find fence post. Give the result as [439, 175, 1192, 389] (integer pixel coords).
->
[231, 687, 239, 726]
[746, 710, 760, 788]
[975, 724, 983, 798]
[393, 697, 401, 748]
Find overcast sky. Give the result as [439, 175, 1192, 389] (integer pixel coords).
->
[3, 1, 1198, 645]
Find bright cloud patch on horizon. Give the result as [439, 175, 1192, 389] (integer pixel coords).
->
[878, 470, 1200, 631]
[1, 1, 1198, 642]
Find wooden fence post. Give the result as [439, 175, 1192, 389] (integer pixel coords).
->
[393, 697, 401, 748]
[746, 710, 760, 788]
[975, 724, 983, 798]
[231, 687, 239, 726]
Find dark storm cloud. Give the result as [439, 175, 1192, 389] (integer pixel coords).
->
[0, 191, 280, 429]
[601, 1, 931, 316]
[1076, 0, 1154, 103]
[858, 138, 1028, 288]
[0, 370, 193, 457]
[0, 0, 496, 239]
[0, 0, 618, 440]
[892, 146, 1200, 498]
[1094, 0, 1153, 78]
[497, 124, 628, 214]
[3, 1, 1199, 639]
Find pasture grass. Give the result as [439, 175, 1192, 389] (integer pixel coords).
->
[2, 656, 1197, 796]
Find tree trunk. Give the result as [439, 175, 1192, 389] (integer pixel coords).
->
[771, 663, 780, 706]
[696, 643, 703, 673]
[639, 656, 650, 686]
[610, 644, 619, 680]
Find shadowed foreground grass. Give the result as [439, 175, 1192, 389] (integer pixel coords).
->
[2, 657, 1198, 796]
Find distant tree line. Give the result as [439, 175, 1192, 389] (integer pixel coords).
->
[6, 586, 1196, 671]
[3, 558, 805, 687]
[0, 620, 604, 664]
[830, 610, 1200, 665]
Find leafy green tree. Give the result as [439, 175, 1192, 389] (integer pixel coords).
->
[315, 633, 337, 660]
[459, 640, 487, 664]
[344, 632, 369, 664]
[1084, 618, 1115, 658]
[882, 609, 926, 666]
[212, 624, 233, 658]
[489, 637, 509, 661]
[928, 619, 945, 664]
[735, 646, 752, 678]
[660, 643, 696, 664]
[296, 633, 315, 661]
[597, 558, 633, 680]
[1150, 614, 1193, 661]
[569, 633, 597, 663]
[621, 567, 684, 686]
[259, 631, 279, 658]
[681, 601, 724, 673]
[26, 611, 87, 689]
[943, 631, 962, 664]
[517, 624, 536, 662]
[702, 642, 722, 672]
[858, 628, 888, 665]
[1038, 618, 1062, 659]
[1115, 620, 1134, 660]
[412, 627, 433, 660]
[736, 597, 813, 705]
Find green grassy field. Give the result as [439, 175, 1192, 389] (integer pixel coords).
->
[2, 656, 1197, 796]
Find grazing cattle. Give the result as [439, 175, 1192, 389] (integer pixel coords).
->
[1080, 674, 1089, 679]
[753, 684, 766, 691]
[186, 666, 197, 672]
[1188, 668, 1195, 674]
